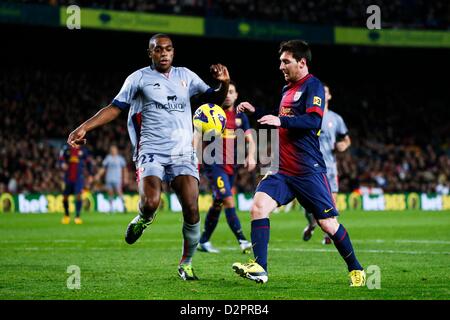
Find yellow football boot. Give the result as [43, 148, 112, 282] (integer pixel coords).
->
[61, 216, 70, 224]
[74, 217, 83, 225]
[232, 260, 268, 283]
[349, 270, 366, 287]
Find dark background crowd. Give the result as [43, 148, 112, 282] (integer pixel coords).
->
[0, 1, 449, 195]
[9, 0, 450, 30]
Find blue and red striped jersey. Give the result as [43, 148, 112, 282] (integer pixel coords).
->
[58, 145, 93, 183]
[203, 107, 251, 175]
[277, 74, 326, 176]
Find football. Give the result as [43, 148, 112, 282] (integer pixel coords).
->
[193, 103, 227, 135]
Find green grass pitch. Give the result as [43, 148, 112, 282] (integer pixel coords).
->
[0, 210, 449, 300]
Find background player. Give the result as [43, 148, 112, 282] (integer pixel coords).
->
[96, 145, 128, 213]
[67, 33, 230, 280]
[59, 144, 93, 224]
[303, 84, 351, 244]
[233, 40, 365, 286]
[197, 81, 256, 254]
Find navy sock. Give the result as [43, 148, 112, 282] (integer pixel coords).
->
[330, 224, 363, 271]
[225, 207, 246, 241]
[251, 218, 270, 272]
[200, 205, 221, 243]
[63, 199, 69, 216]
[75, 200, 82, 218]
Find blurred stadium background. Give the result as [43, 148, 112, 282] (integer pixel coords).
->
[0, 0, 449, 300]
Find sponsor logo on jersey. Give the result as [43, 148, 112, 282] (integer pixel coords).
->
[150, 95, 186, 113]
[279, 106, 293, 116]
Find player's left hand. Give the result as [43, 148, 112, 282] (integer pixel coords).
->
[245, 156, 257, 172]
[258, 115, 281, 127]
[210, 64, 230, 83]
[68, 126, 87, 147]
[335, 141, 347, 152]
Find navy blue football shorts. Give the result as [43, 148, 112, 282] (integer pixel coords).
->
[205, 165, 235, 201]
[256, 172, 338, 220]
[63, 180, 84, 195]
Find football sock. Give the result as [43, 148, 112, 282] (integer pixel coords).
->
[200, 205, 221, 243]
[75, 199, 82, 218]
[251, 218, 270, 272]
[330, 224, 363, 271]
[63, 198, 69, 216]
[120, 196, 126, 212]
[225, 207, 246, 241]
[109, 198, 114, 212]
[180, 221, 200, 265]
[305, 211, 316, 226]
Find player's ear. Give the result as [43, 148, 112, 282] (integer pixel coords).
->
[299, 57, 307, 69]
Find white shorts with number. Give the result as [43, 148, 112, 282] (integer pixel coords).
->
[135, 152, 199, 183]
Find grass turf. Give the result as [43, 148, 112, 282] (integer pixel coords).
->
[0, 210, 449, 300]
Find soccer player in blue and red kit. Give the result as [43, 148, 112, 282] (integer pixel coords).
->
[232, 40, 365, 286]
[197, 82, 256, 254]
[59, 145, 93, 225]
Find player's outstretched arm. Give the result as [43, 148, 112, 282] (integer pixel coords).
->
[67, 104, 122, 147]
[237, 102, 278, 119]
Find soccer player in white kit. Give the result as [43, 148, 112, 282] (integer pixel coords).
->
[302, 84, 351, 244]
[96, 145, 127, 213]
[67, 34, 230, 280]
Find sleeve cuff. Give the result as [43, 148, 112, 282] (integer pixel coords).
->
[112, 99, 130, 110]
[279, 117, 289, 128]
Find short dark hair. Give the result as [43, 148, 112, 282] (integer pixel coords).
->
[149, 33, 171, 46]
[279, 40, 311, 66]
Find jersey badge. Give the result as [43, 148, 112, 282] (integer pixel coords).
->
[313, 96, 322, 106]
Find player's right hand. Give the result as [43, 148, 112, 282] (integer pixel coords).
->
[236, 102, 255, 113]
[67, 127, 87, 147]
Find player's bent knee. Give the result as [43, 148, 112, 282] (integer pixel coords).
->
[183, 202, 199, 216]
[223, 196, 235, 209]
[212, 199, 223, 210]
[318, 217, 339, 235]
[250, 202, 269, 220]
